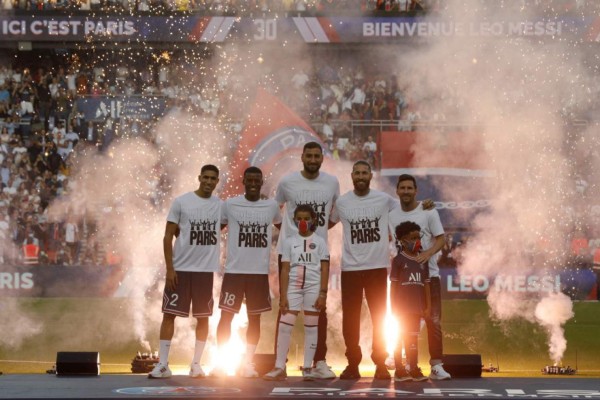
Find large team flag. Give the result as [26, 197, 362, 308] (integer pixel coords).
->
[224, 88, 325, 197]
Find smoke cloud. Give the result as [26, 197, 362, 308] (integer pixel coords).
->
[396, 0, 589, 362]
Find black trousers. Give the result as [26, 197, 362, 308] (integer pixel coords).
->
[341, 267, 388, 367]
[426, 277, 443, 365]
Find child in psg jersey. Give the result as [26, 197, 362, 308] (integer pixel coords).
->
[264, 205, 330, 381]
[391, 221, 431, 382]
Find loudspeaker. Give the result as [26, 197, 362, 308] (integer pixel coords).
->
[56, 352, 100, 376]
[252, 353, 275, 376]
[442, 354, 482, 378]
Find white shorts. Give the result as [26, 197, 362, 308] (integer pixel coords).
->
[287, 285, 319, 313]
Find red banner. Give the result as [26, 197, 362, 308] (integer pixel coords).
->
[224, 88, 323, 196]
[380, 131, 491, 177]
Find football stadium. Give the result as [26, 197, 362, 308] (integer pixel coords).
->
[0, 1, 599, 399]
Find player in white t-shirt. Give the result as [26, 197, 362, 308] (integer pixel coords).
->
[389, 174, 451, 381]
[264, 205, 330, 381]
[212, 167, 281, 378]
[149, 164, 224, 380]
[330, 160, 397, 380]
[274, 141, 339, 379]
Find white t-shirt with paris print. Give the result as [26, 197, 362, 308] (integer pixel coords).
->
[275, 171, 339, 252]
[222, 195, 281, 274]
[166, 192, 223, 272]
[331, 189, 398, 271]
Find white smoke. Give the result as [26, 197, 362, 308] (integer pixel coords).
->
[394, 0, 586, 363]
[0, 298, 42, 348]
[534, 292, 574, 364]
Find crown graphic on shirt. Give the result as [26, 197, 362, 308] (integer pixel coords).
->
[237, 220, 269, 234]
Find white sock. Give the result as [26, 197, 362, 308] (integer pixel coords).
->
[191, 340, 206, 364]
[158, 340, 171, 365]
[303, 315, 319, 370]
[245, 344, 257, 364]
[275, 314, 296, 369]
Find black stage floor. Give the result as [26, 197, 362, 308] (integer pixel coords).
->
[1, 374, 598, 400]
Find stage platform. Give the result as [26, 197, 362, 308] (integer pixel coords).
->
[0, 373, 598, 400]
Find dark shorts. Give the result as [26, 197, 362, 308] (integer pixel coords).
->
[218, 273, 272, 315]
[162, 271, 214, 318]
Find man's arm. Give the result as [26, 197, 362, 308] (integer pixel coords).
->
[314, 259, 330, 310]
[163, 221, 178, 291]
[416, 234, 445, 265]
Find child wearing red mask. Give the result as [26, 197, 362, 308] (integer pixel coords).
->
[391, 221, 431, 382]
[264, 205, 330, 381]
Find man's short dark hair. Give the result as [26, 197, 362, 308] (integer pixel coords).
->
[201, 164, 219, 175]
[395, 221, 421, 240]
[397, 174, 417, 189]
[244, 166, 262, 176]
[303, 141, 323, 153]
[353, 160, 371, 172]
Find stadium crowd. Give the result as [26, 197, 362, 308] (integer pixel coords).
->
[0, 0, 432, 14]
[1, 0, 600, 272]
[1, 0, 597, 15]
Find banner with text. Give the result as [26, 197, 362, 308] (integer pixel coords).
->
[1, 15, 599, 43]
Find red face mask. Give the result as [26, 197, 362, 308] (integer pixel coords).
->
[297, 220, 313, 234]
[404, 239, 421, 253]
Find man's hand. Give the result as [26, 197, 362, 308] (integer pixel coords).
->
[279, 296, 289, 315]
[422, 198, 435, 210]
[165, 269, 178, 291]
[314, 294, 327, 310]
[416, 250, 432, 264]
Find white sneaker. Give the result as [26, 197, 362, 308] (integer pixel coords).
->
[429, 363, 452, 380]
[302, 367, 315, 381]
[312, 360, 336, 379]
[262, 367, 287, 381]
[239, 362, 259, 378]
[148, 363, 172, 379]
[189, 363, 205, 378]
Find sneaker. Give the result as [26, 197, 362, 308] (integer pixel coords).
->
[239, 362, 259, 378]
[148, 363, 172, 379]
[263, 367, 287, 381]
[312, 360, 336, 379]
[210, 366, 228, 377]
[394, 365, 413, 382]
[339, 365, 361, 380]
[407, 365, 428, 382]
[429, 363, 451, 380]
[189, 363, 205, 378]
[302, 367, 315, 381]
[374, 364, 391, 379]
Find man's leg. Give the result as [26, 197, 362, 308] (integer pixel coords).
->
[313, 306, 328, 363]
[148, 313, 176, 378]
[216, 311, 234, 347]
[273, 255, 283, 354]
[190, 317, 208, 377]
[426, 277, 443, 365]
[158, 313, 176, 364]
[236, 312, 261, 378]
[364, 268, 390, 379]
[341, 270, 363, 368]
[426, 277, 451, 380]
[364, 268, 388, 366]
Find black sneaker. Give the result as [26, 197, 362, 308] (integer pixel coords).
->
[408, 366, 428, 382]
[394, 365, 413, 382]
[374, 364, 391, 379]
[340, 365, 361, 380]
